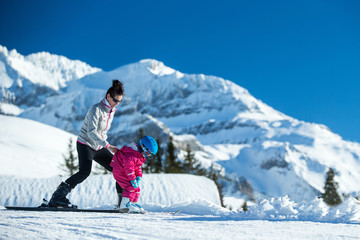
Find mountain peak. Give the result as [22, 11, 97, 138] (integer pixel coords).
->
[0, 46, 101, 91]
[139, 59, 176, 76]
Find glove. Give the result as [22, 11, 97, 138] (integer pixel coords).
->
[135, 176, 142, 186]
[130, 179, 138, 188]
[130, 177, 142, 189]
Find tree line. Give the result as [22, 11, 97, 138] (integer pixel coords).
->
[61, 134, 349, 209]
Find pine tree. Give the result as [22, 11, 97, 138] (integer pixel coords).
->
[182, 144, 207, 176]
[138, 128, 145, 140]
[153, 136, 163, 173]
[241, 201, 248, 212]
[61, 138, 78, 176]
[207, 165, 225, 207]
[322, 168, 342, 206]
[164, 136, 184, 173]
[183, 144, 196, 174]
[143, 154, 154, 173]
[138, 128, 152, 173]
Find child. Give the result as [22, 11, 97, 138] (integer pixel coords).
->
[110, 136, 158, 213]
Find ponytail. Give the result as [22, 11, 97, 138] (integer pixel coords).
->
[106, 80, 124, 97]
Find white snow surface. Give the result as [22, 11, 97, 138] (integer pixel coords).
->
[1, 175, 360, 240]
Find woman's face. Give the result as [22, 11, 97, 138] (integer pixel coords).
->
[107, 93, 123, 108]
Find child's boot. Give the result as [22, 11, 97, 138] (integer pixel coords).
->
[119, 197, 140, 213]
[132, 202, 145, 214]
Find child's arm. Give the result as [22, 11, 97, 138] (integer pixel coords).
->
[135, 165, 143, 178]
[123, 157, 136, 182]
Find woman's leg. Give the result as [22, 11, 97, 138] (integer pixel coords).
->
[93, 148, 113, 171]
[65, 142, 95, 188]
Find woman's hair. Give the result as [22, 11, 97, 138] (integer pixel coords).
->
[106, 80, 124, 97]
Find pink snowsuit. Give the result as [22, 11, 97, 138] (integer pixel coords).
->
[110, 143, 146, 202]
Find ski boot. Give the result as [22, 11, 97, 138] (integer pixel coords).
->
[118, 197, 141, 213]
[132, 202, 145, 214]
[48, 182, 77, 208]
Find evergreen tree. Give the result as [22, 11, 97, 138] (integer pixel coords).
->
[143, 136, 163, 173]
[138, 128, 152, 173]
[322, 168, 342, 206]
[241, 201, 248, 212]
[207, 165, 225, 207]
[153, 136, 163, 173]
[143, 154, 154, 173]
[61, 138, 78, 176]
[138, 128, 145, 140]
[183, 144, 196, 174]
[182, 144, 206, 176]
[164, 136, 184, 173]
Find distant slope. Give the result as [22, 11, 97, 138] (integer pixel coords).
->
[0, 115, 77, 178]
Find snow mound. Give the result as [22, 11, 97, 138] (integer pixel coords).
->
[0, 174, 221, 209]
[1, 174, 360, 223]
[228, 196, 360, 224]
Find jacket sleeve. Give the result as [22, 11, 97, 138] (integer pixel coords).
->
[86, 106, 109, 148]
[135, 165, 143, 178]
[123, 156, 137, 181]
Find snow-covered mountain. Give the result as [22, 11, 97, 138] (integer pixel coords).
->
[1, 45, 360, 204]
[0, 45, 101, 115]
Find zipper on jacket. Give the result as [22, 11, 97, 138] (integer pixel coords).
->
[101, 109, 112, 143]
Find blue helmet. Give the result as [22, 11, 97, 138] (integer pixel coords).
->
[139, 136, 158, 156]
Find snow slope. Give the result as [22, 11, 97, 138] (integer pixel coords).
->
[0, 115, 77, 178]
[1, 175, 360, 240]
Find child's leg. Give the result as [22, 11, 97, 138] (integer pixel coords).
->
[122, 187, 136, 202]
[113, 174, 134, 202]
[132, 187, 141, 203]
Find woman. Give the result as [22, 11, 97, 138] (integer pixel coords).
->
[48, 80, 124, 208]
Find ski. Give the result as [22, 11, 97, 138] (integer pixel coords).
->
[5, 206, 180, 215]
[5, 206, 126, 213]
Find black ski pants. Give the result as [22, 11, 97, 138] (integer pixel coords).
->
[65, 141, 123, 194]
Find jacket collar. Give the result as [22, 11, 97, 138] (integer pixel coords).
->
[100, 98, 117, 113]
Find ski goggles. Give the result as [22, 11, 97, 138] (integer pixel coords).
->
[140, 144, 154, 157]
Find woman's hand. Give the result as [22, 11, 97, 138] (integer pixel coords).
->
[107, 144, 118, 154]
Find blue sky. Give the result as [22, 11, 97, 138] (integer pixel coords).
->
[1, 0, 360, 142]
